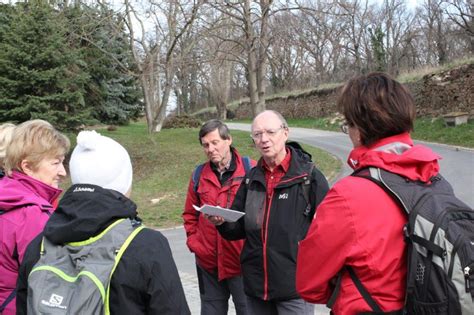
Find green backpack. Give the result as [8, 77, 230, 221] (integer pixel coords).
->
[27, 218, 144, 315]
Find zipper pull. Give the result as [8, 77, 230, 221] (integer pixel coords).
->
[465, 266, 471, 293]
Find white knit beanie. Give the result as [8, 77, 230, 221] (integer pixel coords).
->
[70, 130, 133, 195]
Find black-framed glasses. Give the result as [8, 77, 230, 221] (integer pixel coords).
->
[250, 125, 286, 140]
[340, 121, 349, 134]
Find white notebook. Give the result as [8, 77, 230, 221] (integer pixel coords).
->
[193, 204, 245, 222]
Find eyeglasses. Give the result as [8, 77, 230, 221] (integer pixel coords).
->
[250, 126, 286, 140]
[340, 121, 349, 134]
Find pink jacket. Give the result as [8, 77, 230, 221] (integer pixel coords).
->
[296, 133, 441, 314]
[0, 171, 61, 315]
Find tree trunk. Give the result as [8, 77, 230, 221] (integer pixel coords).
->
[248, 51, 260, 118]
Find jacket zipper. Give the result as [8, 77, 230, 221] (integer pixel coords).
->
[262, 194, 273, 300]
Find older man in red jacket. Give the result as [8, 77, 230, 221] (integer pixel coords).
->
[183, 119, 255, 315]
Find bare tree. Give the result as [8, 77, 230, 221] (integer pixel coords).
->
[123, 0, 201, 133]
[417, 0, 447, 65]
[295, 1, 344, 85]
[206, 1, 299, 117]
[443, 0, 474, 54]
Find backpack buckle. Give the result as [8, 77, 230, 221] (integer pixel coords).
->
[403, 224, 410, 242]
[303, 204, 311, 217]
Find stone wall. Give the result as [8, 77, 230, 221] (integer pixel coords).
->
[232, 87, 341, 119]
[409, 63, 474, 117]
[196, 63, 474, 120]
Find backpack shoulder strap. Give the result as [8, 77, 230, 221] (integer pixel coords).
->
[105, 221, 145, 314]
[192, 163, 206, 193]
[241, 156, 252, 173]
[346, 266, 384, 312]
[194, 157, 252, 193]
[302, 163, 315, 217]
[352, 167, 386, 190]
[352, 167, 407, 212]
[327, 266, 385, 312]
[327, 267, 402, 314]
[0, 289, 16, 312]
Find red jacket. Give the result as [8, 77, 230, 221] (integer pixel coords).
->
[296, 133, 441, 314]
[183, 150, 255, 280]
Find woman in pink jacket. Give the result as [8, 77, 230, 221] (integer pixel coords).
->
[296, 73, 441, 314]
[0, 120, 69, 315]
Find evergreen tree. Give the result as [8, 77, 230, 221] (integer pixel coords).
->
[65, 4, 142, 125]
[369, 26, 386, 72]
[0, 0, 90, 129]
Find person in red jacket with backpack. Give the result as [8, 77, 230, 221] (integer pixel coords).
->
[296, 72, 442, 314]
[183, 119, 255, 315]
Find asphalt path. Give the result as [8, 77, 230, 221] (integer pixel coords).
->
[227, 123, 474, 205]
[161, 123, 473, 314]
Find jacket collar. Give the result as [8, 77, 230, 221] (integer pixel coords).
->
[0, 171, 61, 212]
[253, 143, 313, 186]
[348, 132, 441, 182]
[43, 184, 138, 244]
[11, 171, 62, 204]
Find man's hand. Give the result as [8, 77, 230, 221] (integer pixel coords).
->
[204, 214, 225, 226]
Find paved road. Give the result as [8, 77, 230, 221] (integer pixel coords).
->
[228, 123, 474, 205]
[162, 124, 474, 314]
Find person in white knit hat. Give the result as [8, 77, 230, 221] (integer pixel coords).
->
[17, 130, 190, 315]
[69, 130, 133, 196]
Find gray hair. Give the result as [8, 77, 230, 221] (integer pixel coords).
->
[199, 119, 231, 144]
[252, 110, 288, 128]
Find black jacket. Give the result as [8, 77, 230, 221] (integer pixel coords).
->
[218, 142, 329, 301]
[16, 184, 190, 315]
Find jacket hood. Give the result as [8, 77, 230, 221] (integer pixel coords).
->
[0, 170, 61, 212]
[348, 133, 441, 182]
[275, 141, 314, 180]
[286, 141, 312, 162]
[43, 184, 138, 244]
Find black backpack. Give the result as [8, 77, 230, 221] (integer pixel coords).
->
[328, 167, 474, 314]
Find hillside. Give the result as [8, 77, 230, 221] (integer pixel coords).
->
[194, 61, 474, 121]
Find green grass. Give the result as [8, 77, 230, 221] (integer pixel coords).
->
[412, 118, 474, 147]
[67, 122, 340, 228]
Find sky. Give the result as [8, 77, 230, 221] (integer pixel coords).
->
[369, 0, 420, 10]
[407, 0, 420, 9]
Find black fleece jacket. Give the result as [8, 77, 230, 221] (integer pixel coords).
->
[218, 142, 329, 301]
[16, 184, 190, 315]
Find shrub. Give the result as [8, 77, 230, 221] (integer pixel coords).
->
[163, 115, 202, 129]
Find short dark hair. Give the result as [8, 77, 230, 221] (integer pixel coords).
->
[199, 119, 231, 144]
[337, 72, 415, 146]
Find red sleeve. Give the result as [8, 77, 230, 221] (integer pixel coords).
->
[182, 175, 200, 252]
[296, 186, 356, 303]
